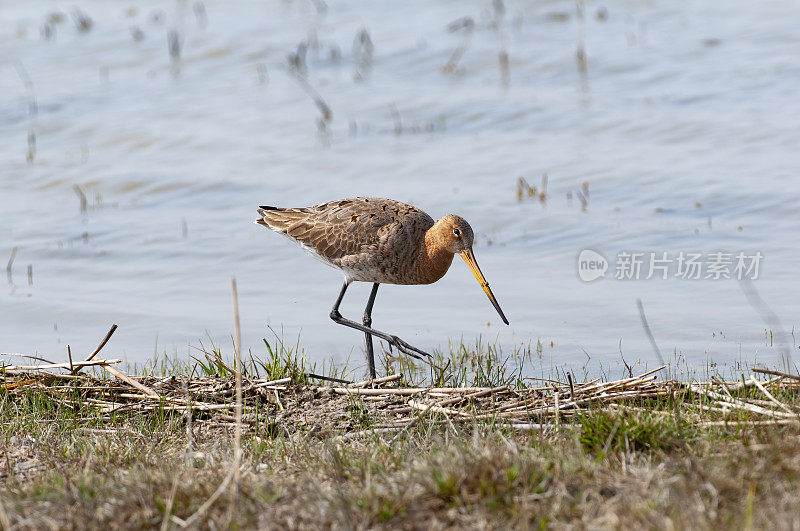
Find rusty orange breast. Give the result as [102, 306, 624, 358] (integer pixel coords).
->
[414, 229, 455, 284]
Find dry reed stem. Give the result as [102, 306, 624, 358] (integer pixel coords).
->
[82, 324, 119, 365]
[349, 373, 403, 388]
[0, 359, 121, 372]
[231, 278, 243, 492]
[749, 376, 794, 415]
[103, 365, 159, 398]
[753, 367, 800, 382]
[689, 385, 795, 418]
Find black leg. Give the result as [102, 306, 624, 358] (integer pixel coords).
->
[329, 281, 431, 364]
[363, 283, 380, 379]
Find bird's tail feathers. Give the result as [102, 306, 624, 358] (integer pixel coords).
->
[256, 206, 312, 234]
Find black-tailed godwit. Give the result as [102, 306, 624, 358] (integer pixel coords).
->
[256, 197, 508, 378]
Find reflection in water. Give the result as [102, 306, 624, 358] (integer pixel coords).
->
[1, 0, 799, 377]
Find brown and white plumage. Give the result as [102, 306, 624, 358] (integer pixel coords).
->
[258, 197, 457, 285]
[256, 197, 508, 377]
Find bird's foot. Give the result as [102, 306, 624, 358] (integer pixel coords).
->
[387, 335, 431, 360]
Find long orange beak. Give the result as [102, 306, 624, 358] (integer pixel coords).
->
[459, 248, 509, 325]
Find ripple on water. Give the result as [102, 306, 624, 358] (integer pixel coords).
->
[1, 0, 798, 374]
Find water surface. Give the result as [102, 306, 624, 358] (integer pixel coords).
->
[2, 0, 799, 376]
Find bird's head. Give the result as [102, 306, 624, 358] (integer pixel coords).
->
[431, 214, 509, 325]
[434, 214, 474, 254]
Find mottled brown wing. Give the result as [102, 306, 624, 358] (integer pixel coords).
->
[257, 197, 432, 263]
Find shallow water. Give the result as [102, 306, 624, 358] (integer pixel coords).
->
[2, 0, 799, 376]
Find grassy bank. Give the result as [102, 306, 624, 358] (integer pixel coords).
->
[2, 339, 800, 529]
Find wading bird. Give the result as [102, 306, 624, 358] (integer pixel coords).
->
[256, 198, 508, 378]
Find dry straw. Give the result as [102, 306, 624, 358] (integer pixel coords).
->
[3, 352, 798, 439]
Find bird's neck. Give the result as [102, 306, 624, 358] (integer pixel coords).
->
[419, 228, 454, 284]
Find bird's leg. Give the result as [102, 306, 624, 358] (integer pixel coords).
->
[363, 283, 380, 380]
[329, 281, 431, 363]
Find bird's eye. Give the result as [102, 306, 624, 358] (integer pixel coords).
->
[453, 228, 461, 237]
